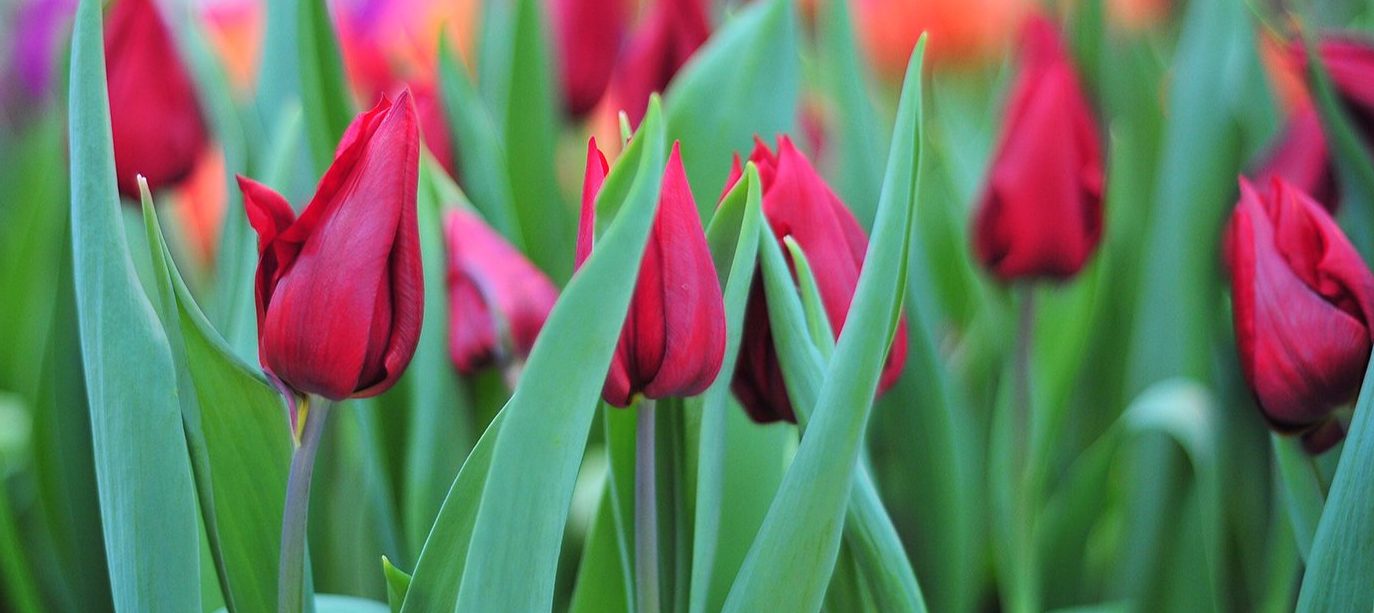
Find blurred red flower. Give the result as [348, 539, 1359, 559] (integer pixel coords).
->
[445, 208, 559, 375]
[971, 13, 1104, 282]
[607, 0, 711, 125]
[577, 138, 726, 407]
[726, 136, 908, 424]
[104, 0, 209, 199]
[553, 0, 630, 118]
[1226, 177, 1374, 453]
[239, 92, 423, 401]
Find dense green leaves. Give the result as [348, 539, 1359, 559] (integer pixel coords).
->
[722, 40, 926, 612]
[66, 0, 201, 608]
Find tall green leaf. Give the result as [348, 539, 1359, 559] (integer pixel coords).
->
[688, 166, 764, 613]
[475, 0, 570, 279]
[1297, 356, 1374, 611]
[141, 188, 293, 613]
[722, 40, 926, 612]
[665, 0, 800, 215]
[66, 0, 201, 608]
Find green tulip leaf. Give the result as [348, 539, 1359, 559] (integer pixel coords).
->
[67, 0, 202, 608]
[1298, 356, 1374, 611]
[298, 0, 354, 173]
[141, 185, 293, 613]
[722, 40, 927, 612]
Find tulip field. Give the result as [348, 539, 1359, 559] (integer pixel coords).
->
[10, 0, 1374, 610]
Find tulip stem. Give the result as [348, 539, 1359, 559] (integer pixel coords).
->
[635, 398, 661, 613]
[278, 396, 333, 613]
[1011, 287, 1039, 613]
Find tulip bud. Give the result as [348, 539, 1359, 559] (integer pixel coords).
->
[239, 92, 423, 401]
[1253, 104, 1338, 211]
[971, 13, 1104, 282]
[445, 208, 559, 375]
[577, 138, 726, 407]
[553, 0, 628, 117]
[104, 0, 209, 200]
[1225, 177, 1374, 453]
[609, 0, 710, 125]
[727, 136, 909, 424]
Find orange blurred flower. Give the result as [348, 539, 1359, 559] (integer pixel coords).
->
[199, 0, 262, 94]
[856, 0, 1031, 74]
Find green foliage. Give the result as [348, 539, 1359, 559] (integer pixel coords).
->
[67, 0, 201, 608]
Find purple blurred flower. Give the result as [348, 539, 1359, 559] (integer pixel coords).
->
[10, 0, 76, 100]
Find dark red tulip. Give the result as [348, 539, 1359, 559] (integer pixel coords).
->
[239, 93, 423, 401]
[1226, 176, 1374, 453]
[104, 0, 209, 199]
[971, 13, 1104, 281]
[577, 138, 726, 407]
[609, 0, 711, 125]
[1253, 104, 1338, 211]
[445, 208, 559, 374]
[553, 0, 628, 117]
[726, 136, 909, 424]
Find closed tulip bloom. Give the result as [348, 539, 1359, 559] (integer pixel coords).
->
[239, 93, 423, 401]
[609, 0, 710, 125]
[1253, 104, 1338, 211]
[1226, 177, 1374, 453]
[971, 13, 1104, 281]
[577, 138, 726, 407]
[104, 0, 209, 199]
[445, 208, 558, 374]
[553, 0, 628, 117]
[728, 136, 909, 424]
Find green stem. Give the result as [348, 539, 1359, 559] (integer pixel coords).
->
[277, 396, 333, 613]
[1272, 433, 1326, 563]
[1011, 287, 1038, 613]
[636, 398, 660, 613]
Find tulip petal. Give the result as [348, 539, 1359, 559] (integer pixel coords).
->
[1230, 179, 1374, 433]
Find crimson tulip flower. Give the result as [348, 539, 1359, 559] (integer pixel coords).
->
[726, 136, 909, 424]
[609, 0, 710, 125]
[577, 138, 726, 407]
[445, 208, 559, 375]
[1226, 177, 1374, 453]
[971, 13, 1104, 281]
[239, 92, 423, 401]
[553, 0, 628, 117]
[1253, 104, 1337, 211]
[104, 0, 209, 199]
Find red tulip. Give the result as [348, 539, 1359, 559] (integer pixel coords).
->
[1226, 177, 1374, 453]
[553, 0, 628, 117]
[609, 0, 710, 125]
[1253, 104, 1338, 211]
[577, 138, 726, 407]
[727, 136, 909, 424]
[104, 0, 209, 199]
[239, 92, 423, 401]
[971, 13, 1104, 281]
[445, 208, 559, 374]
